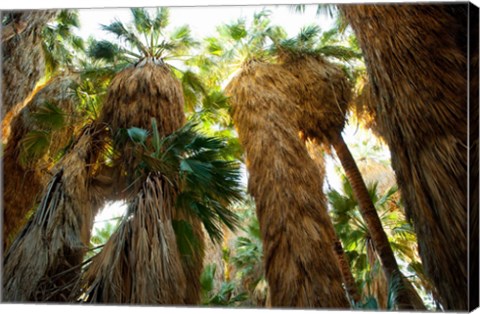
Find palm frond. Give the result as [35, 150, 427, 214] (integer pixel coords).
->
[32, 101, 66, 130]
[18, 130, 50, 166]
[131, 7, 152, 35]
[152, 7, 169, 31]
[316, 45, 362, 61]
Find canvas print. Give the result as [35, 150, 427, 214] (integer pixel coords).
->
[1, 2, 478, 311]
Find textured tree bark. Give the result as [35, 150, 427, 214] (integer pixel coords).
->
[227, 61, 350, 308]
[2, 10, 57, 117]
[331, 133, 424, 310]
[333, 237, 361, 303]
[341, 4, 469, 310]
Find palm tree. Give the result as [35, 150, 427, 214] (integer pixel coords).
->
[217, 14, 349, 308]
[340, 4, 470, 310]
[3, 124, 108, 301]
[63, 8, 241, 304]
[2, 10, 88, 249]
[226, 59, 349, 307]
[1, 10, 57, 118]
[272, 25, 425, 309]
[74, 121, 242, 304]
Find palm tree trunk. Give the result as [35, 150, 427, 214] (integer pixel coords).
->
[341, 5, 469, 309]
[2, 74, 79, 250]
[227, 61, 350, 308]
[3, 128, 105, 301]
[331, 132, 424, 310]
[2, 10, 57, 117]
[333, 237, 361, 303]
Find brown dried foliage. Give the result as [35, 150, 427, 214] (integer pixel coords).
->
[78, 174, 188, 304]
[2, 10, 57, 117]
[226, 60, 349, 308]
[341, 4, 469, 310]
[98, 60, 184, 133]
[3, 74, 80, 249]
[278, 54, 351, 143]
[96, 60, 185, 196]
[469, 6, 479, 310]
[2, 127, 105, 301]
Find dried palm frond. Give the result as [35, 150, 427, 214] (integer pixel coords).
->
[469, 8, 479, 309]
[77, 173, 188, 304]
[2, 126, 105, 301]
[278, 53, 351, 144]
[2, 74, 81, 249]
[98, 59, 184, 133]
[2, 10, 57, 117]
[341, 4, 469, 309]
[226, 60, 349, 308]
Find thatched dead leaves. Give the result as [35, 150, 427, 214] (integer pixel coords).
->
[341, 4, 469, 309]
[226, 60, 350, 308]
[3, 127, 104, 301]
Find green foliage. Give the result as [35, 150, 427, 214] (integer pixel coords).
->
[31, 101, 66, 130]
[42, 9, 84, 76]
[200, 263, 248, 306]
[91, 8, 197, 63]
[172, 219, 201, 258]
[122, 119, 244, 242]
[328, 175, 429, 307]
[18, 130, 50, 166]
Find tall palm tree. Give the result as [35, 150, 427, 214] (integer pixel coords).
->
[2, 10, 87, 249]
[226, 61, 349, 307]
[218, 14, 350, 308]
[2, 10, 57, 118]
[340, 4, 470, 310]
[75, 122, 242, 304]
[3, 124, 108, 301]
[273, 25, 424, 309]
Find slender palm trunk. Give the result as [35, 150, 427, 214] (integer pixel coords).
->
[333, 237, 361, 303]
[331, 132, 424, 310]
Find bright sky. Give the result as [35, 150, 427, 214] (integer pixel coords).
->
[76, 5, 331, 41]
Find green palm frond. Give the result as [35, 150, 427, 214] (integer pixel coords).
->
[316, 45, 362, 61]
[41, 10, 83, 75]
[298, 24, 321, 44]
[123, 120, 243, 242]
[152, 7, 169, 31]
[102, 19, 149, 56]
[18, 130, 50, 166]
[32, 101, 66, 130]
[131, 8, 152, 35]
